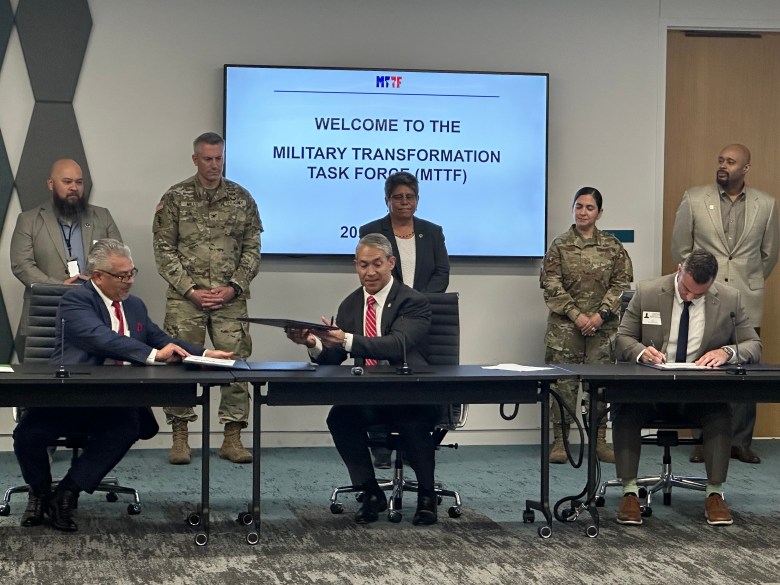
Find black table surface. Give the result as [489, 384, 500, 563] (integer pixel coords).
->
[232, 364, 575, 406]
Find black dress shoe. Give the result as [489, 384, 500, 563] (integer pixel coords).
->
[354, 491, 387, 524]
[20, 490, 50, 527]
[412, 495, 438, 526]
[731, 446, 761, 464]
[689, 445, 705, 463]
[48, 488, 79, 532]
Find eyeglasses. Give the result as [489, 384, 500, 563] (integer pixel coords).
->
[100, 267, 139, 282]
[390, 194, 418, 201]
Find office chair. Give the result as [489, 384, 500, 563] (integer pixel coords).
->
[594, 290, 707, 516]
[0, 283, 142, 517]
[329, 291, 466, 522]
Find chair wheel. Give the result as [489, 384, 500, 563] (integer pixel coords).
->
[539, 525, 552, 539]
[585, 525, 599, 538]
[330, 503, 344, 514]
[194, 532, 208, 546]
[640, 506, 652, 517]
[106, 492, 119, 503]
[246, 531, 259, 545]
[392, 497, 402, 510]
[187, 512, 201, 526]
[522, 510, 535, 523]
[237, 511, 253, 526]
[448, 506, 462, 518]
[127, 503, 141, 515]
[436, 495, 443, 505]
[594, 496, 605, 507]
[663, 493, 671, 505]
[638, 487, 648, 499]
[0, 504, 10, 516]
[388, 510, 402, 523]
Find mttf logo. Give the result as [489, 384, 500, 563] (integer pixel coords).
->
[376, 75, 402, 89]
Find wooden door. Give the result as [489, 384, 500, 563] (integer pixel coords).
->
[664, 30, 780, 436]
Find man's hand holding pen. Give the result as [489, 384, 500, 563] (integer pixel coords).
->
[642, 341, 667, 364]
[316, 316, 345, 348]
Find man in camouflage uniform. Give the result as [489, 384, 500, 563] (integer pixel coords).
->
[541, 188, 633, 464]
[153, 132, 262, 464]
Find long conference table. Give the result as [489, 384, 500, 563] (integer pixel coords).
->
[561, 362, 780, 538]
[233, 364, 576, 543]
[0, 363, 233, 546]
[0, 362, 579, 544]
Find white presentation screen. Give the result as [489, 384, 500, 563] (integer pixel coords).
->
[224, 65, 548, 257]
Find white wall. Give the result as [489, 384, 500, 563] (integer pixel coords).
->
[1, 0, 779, 449]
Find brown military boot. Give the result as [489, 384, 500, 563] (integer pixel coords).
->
[168, 420, 191, 465]
[550, 424, 569, 464]
[596, 422, 615, 464]
[219, 422, 252, 463]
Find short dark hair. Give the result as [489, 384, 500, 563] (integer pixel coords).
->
[682, 248, 718, 284]
[384, 171, 419, 199]
[193, 132, 224, 152]
[573, 186, 603, 211]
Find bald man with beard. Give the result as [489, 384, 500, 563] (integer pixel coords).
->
[671, 143, 779, 465]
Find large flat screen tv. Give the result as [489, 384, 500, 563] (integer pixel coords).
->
[224, 65, 548, 257]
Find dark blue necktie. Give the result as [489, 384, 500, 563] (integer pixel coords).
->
[675, 301, 692, 363]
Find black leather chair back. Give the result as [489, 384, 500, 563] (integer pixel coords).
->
[19, 283, 71, 363]
[423, 292, 459, 366]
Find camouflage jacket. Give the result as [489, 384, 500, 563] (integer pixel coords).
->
[153, 175, 263, 299]
[540, 225, 632, 323]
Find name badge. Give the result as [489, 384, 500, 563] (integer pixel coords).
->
[66, 258, 80, 278]
[642, 311, 662, 325]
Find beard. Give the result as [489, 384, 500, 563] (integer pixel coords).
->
[52, 192, 87, 220]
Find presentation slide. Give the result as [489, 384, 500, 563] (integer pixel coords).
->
[224, 66, 548, 257]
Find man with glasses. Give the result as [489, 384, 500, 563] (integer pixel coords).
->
[153, 132, 262, 465]
[13, 239, 233, 532]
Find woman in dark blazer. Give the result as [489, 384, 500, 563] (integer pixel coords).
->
[359, 172, 450, 293]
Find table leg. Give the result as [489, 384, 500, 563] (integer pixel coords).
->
[191, 383, 211, 546]
[242, 382, 264, 545]
[524, 381, 553, 538]
[583, 386, 601, 537]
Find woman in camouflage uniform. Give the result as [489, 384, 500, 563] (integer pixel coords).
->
[541, 187, 633, 463]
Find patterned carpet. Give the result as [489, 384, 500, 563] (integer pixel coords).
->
[0, 443, 779, 584]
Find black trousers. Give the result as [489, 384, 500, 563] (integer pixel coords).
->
[326, 404, 440, 493]
[13, 407, 141, 494]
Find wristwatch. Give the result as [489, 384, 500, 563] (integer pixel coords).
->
[598, 309, 610, 321]
[228, 281, 243, 298]
[721, 346, 735, 361]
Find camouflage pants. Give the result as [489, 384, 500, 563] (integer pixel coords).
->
[162, 296, 252, 426]
[545, 320, 614, 427]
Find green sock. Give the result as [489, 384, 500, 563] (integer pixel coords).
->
[621, 479, 638, 496]
[705, 483, 723, 497]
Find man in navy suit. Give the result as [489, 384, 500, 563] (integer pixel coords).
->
[13, 239, 232, 532]
[286, 233, 440, 525]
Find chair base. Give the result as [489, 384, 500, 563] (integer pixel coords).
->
[0, 476, 141, 517]
[329, 459, 462, 522]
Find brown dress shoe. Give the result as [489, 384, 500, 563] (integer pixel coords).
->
[689, 445, 705, 463]
[616, 493, 642, 525]
[731, 446, 761, 464]
[705, 493, 733, 526]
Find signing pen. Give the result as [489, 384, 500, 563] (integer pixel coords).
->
[330, 315, 334, 326]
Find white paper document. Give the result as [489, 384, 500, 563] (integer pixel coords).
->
[483, 363, 555, 372]
[0, 364, 13, 373]
[183, 355, 237, 368]
[644, 362, 714, 370]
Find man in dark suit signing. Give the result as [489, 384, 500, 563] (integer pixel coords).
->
[13, 239, 232, 532]
[286, 233, 440, 525]
[613, 249, 761, 527]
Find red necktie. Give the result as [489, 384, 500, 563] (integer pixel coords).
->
[112, 301, 125, 365]
[364, 295, 377, 366]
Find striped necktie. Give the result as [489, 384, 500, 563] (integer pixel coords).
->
[364, 295, 377, 366]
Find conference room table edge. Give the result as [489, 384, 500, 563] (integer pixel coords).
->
[232, 363, 576, 542]
[560, 361, 780, 538]
[0, 363, 234, 545]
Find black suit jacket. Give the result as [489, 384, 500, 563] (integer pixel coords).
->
[50, 280, 206, 439]
[359, 215, 449, 293]
[316, 280, 431, 367]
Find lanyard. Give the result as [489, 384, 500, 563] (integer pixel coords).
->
[59, 221, 75, 257]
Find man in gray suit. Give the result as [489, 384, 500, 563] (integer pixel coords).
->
[671, 144, 778, 464]
[10, 159, 122, 286]
[10, 159, 123, 358]
[613, 249, 761, 526]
